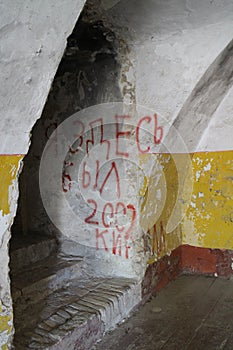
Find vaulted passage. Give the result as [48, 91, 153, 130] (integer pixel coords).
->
[1, 1, 233, 349]
[9, 3, 140, 349]
[10, 2, 122, 248]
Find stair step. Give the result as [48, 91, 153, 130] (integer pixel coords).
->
[10, 234, 58, 270]
[12, 277, 141, 350]
[11, 254, 85, 305]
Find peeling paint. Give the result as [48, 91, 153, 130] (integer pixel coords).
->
[0, 300, 13, 349]
[142, 150, 233, 264]
[139, 176, 148, 197]
[183, 150, 233, 249]
[140, 154, 182, 264]
[0, 155, 23, 216]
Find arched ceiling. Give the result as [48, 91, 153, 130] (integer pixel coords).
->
[107, 0, 233, 152]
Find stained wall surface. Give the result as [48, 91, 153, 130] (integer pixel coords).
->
[0, 0, 85, 347]
[1, 0, 233, 348]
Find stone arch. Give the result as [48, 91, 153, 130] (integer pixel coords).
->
[0, 1, 86, 347]
[1, 0, 233, 348]
[8, 1, 141, 348]
[167, 38, 233, 152]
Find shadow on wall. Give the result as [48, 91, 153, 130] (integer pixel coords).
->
[10, 1, 125, 347]
[11, 2, 122, 244]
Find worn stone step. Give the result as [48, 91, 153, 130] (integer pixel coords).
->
[12, 277, 141, 350]
[11, 254, 86, 305]
[10, 233, 58, 270]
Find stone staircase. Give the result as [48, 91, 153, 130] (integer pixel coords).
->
[10, 235, 140, 349]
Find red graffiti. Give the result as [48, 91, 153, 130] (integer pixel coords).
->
[112, 231, 122, 256]
[84, 199, 99, 225]
[82, 161, 91, 189]
[62, 174, 72, 192]
[86, 118, 110, 160]
[81, 160, 121, 199]
[95, 228, 132, 259]
[150, 221, 166, 257]
[70, 120, 85, 154]
[61, 112, 164, 259]
[115, 202, 126, 232]
[115, 115, 131, 158]
[93, 160, 100, 190]
[88, 201, 137, 259]
[96, 228, 109, 252]
[136, 113, 163, 153]
[99, 161, 121, 199]
[102, 202, 114, 228]
[136, 116, 151, 154]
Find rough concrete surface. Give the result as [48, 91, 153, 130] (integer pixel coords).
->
[94, 275, 233, 350]
[108, 0, 233, 151]
[11, 233, 141, 350]
[1, 0, 233, 348]
[13, 275, 140, 350]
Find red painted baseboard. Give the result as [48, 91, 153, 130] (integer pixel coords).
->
[142, 246, 182, 298]
[181, 244, 233, 277]
[142, 244, 233, 299]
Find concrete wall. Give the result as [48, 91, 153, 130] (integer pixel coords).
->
[106, 0, 233, 263]
[1, 0, 233, 347]
[0, 0, 85, 347]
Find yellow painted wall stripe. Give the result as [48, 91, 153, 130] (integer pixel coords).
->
[139, 150, 233, 263]
[0, 155, 23, 216]
[183, 150, 233, 250]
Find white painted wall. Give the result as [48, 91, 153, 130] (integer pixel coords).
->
[1, 0, 233, 346]
[0, 0, 85, 346]
[0, 0, 86, 155]
[198, 85, 233, 151]
[108, 0, 233, 152]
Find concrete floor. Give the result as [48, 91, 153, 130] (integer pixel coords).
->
[93, 275, 233, 350]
